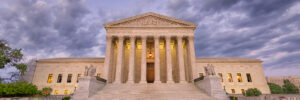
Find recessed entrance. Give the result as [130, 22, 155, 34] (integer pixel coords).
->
[147, 63, 154, 83]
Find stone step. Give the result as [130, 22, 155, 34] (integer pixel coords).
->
[88, 83, 217, 100]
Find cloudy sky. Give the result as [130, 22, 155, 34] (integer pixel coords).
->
[0, 0, 300, 77]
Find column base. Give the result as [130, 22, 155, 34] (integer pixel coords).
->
[179, 81, 188, 84]
[139, 81, 147, 84]
[127, 80, 135, 84]
[167, 80, 175, 84]
[113, 81, 122, 84]
[153, 81, 162, 84]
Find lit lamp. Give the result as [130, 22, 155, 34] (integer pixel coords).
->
[149, 52, 153, 58]
[147, 45, 154, 58]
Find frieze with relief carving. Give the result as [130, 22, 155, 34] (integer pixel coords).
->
[110, 16, 189, 27]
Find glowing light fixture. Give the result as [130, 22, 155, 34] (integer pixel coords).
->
[149, 51, 153, 58]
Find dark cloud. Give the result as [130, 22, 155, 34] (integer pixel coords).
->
[0, 0, 105, 58]
[165, 0, 300, 75]
[0, 0, 299, 76]
[234, 0, 299, 28]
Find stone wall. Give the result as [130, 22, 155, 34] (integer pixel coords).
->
[266, 76, 300, 90]
[32, 58, 104, 95]
[196, 58, 271, 94]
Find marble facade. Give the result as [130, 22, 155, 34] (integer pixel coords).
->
[31, 12, 270, 98]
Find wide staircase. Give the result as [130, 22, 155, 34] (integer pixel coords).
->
[88, 83, 217, 100]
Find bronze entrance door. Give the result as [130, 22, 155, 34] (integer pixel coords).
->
[146, 63, 154, 83]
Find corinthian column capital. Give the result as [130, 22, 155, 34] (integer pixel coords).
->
[177, 35, 183, 39]
[129, 35, 135, 39]
[188, 35, 194, 40]
[118, 35, 124, 40]
[106, 35, 113, 40]
[154, 35, 160, 40]
[141, 36, 147, 40]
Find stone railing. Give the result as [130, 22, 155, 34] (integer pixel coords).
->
[71, 76, 106, 100]
[195, 75, 229, 100]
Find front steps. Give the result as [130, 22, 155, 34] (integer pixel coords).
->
[88, 83, 217, 100]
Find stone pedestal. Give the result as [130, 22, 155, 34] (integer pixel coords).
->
[195, 75, 229, 100]
[72, 76, 106, 100]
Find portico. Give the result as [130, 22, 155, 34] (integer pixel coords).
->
[102, 12, 197, 84]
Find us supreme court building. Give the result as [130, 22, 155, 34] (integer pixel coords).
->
[32, 12, 270, 99]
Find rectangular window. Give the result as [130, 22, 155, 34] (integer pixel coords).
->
[237, 73, 242, 82]
[64, 90, 69, 95]
[97, 73, 101, 78]
[231, 89, 235, 94]
[55, 90, 59, 95]
[67, 74, 72, 83]
[47, 74, 53, 83]
[246, 73, 252, 82]
[241, 89, 245, 94]
[77, 74, 82, 83]
[218, 73, 223, 82]
[57, 74, 62, 83]
[227, 73, 233, 82]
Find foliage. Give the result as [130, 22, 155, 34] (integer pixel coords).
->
[16, 63, 27, 75]
[245, 88, 262, 96]
[268, 83, 284, 94]
[62, 96, 71, 100]
[229, 96, 238, 100]
[282, 80, 299, 94]
[0, 40, 23, 68]
[0, 40, 26, 82]
[41, 87, 53, 96]
[0, 81, 40, 97]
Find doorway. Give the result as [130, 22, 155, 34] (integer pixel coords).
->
[146, 63, 154, 83]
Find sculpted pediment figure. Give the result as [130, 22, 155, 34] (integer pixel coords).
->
[104, 12, 196, 28]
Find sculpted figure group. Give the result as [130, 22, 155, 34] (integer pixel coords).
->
[84, 65, 96, 76]
[204, 64, 216, 76]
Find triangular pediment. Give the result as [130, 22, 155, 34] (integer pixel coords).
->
[104, 12, 197, 28]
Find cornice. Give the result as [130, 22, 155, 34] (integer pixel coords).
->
[37, 57, 105, 63]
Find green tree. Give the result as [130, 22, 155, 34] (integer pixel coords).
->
[42, 87, 53, 96]
[16, 63, 27, 75]
[245, 88, 262, 96]
[282, 80, 299, 94]
[0, 81, 40, 97]
[0, 40, 26, 81]
[268, 83, 284, 94]
[62, 96, 71, 100]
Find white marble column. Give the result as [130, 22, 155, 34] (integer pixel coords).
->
[177, 36, 187, 83]
[188, 36, 196, 82]
[154, 36, 161, 83]
[140, 36, 147, 83]
[103, 35, 112, 82]
[165, 36, 174, 83]
[114, 36, 124, 84]
[127, 36, 136, 83]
